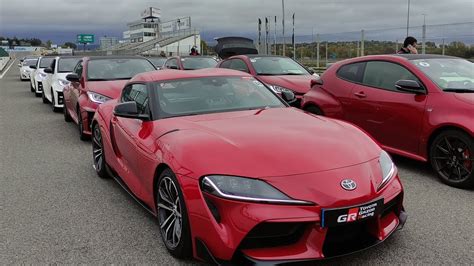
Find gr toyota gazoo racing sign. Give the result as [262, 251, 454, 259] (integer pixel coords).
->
[321, 199, 384, 227]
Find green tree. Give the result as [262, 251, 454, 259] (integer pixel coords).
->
[62, 42, 77, 49]
[46, 40, 52, 48]
[30, 38, 42, 46]
[200, 39, 208, 55]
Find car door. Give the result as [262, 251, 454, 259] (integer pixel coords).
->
[68, 60, 84, 121]
[111, 83, 152, 198]
[348, 60, 427, 155]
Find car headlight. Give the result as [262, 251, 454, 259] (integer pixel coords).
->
[58, 79, 70, 87]
[87, 91, 112, 104]
[267, 84, 293, 94]
[201, 175, 313, 205]
[377, 150, 395, 190]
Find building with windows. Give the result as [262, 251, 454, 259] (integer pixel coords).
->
[123, 20, 160, 43]
[99, 36, 119, 50]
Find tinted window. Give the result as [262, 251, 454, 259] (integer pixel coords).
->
[122, 84, 149, 115]
[148, 58, 167, 68]
[337, 62, 365, 83]
[74, 61, 83, 78]
[165, 59, 178, 69]
[251, 57, 309, 75]
[153, 76, 285, 118]
[39, 57, 54, 68]
[23, 59, 37, 66]
[229, 59, 249, 73]
[219, 60, 232, 68]
[87, 58, 156, 80]
[181, 57, 217, 70]
[58, 58, 82, 73]
[363, 61, 420, 91]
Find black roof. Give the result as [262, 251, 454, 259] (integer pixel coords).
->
[394, 54, 460, 60]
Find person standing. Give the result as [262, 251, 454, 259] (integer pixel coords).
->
[398, 36, 418, 54]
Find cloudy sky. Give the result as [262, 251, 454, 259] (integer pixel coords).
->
[0, 0, 472, 44]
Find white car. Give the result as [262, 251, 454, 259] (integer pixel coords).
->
[41, 56, 81, 112]
[29, 56, 55, 97]
[19, 58, 38, 81]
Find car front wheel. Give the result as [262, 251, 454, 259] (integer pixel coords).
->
[156, 169, 192, 259]
[92, 123, 108, 178]
[77, 108, 88, 141]
[430, 130, 474, 188]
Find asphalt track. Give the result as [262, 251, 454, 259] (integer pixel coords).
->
[1, 60, 473, 264]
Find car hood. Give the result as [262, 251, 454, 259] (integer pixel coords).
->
[454, 93, 474, 106]
[87, 80, 129, 99]
[257, 75, 317, 95]
[158, 108, 381, 178]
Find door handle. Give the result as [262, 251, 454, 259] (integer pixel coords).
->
[354, 91, 367, 98]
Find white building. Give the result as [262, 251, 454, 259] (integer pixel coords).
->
[123, 20, 160, 43]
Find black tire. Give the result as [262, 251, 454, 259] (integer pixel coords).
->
[64, 104, 72, 122]
[304, 105, 324, 116]
[51, 89, 60, 112]
[35, 92, 41, 98]
[430, 130, 474, 188]
[30, 82, 35, 92]
[42, 90, 48, 103]
[92, 123, 108, 178]
[77, 108, 89, 141]
[156, 168, 192, 259]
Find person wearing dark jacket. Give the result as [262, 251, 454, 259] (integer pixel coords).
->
[398, 36, 418, 54]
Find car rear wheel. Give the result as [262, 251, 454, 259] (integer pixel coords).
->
[304, 105, 324, 116]
[430, 130, 474, 188]
[30, 82, 34, 92]
[64, 104, 72, 122]
[92, 123, 108, 178]
[156, 169, 192, 259]
[77, 107, 88, 141]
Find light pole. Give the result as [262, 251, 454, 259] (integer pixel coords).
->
[406, 0, 411, 36]
[282, 0, 285, 56]
[177, 19, 181, 56]
[422, 14, 426, 54]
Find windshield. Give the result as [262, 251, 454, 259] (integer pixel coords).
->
[411, 58, 474, 92]
[153, 76, 285, 118]
[39, 57, 54, 68]
[87, 58, 156, 81]
[148, 58, 167, 68]
[23, 59, 37, 67]
[58, 58, 81, 73]
[251, 57, 310, 75]
[181, 57, 217, 70]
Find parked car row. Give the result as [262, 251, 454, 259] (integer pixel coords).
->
[16, 51, 471, 264]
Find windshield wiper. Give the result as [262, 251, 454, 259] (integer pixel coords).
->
[443, 88, 474, 93]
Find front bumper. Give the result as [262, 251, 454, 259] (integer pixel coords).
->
[182, 173, 405, 263]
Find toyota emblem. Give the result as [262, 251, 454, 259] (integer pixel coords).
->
[341, 179, 357, 191]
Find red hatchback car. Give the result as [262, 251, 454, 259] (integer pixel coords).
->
[217, 55, 319, 106]
[63, 56, 156, 140]
[91, 68, 406, 263]
[162, 56, 217, 70]
[302, 54, 474, 188]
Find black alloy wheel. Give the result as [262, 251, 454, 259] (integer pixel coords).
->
[42, 90, 48, 104]
[430, 130, 474, 188]
[92, 123, 108, 178]
[51, 89, 59, 112]
[77, 107, 88, 141]
[64, 104, 72, 122]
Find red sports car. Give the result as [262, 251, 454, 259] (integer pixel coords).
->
[217, 55, 319, 106]
[302, 54, 474, 188]
[162, 56, 217, 70]
[63, 56, 156, 140]
[91, 68, 406, 263]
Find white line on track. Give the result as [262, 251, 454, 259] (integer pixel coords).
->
[0, 59, 16, 79]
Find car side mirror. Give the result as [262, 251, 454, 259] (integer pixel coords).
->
[395, 80, 425, 94]
[310, 78, 324, 87]
[66, 73, 80, 82]
[281, 90, 297, 105]
[44, 68, 53, 74]
[29, 65, 37, 69]
[114, 101, 149, 120]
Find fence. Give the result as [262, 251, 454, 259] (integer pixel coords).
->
[253, 22, 474, 67]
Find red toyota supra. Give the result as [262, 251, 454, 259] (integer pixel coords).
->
[91, 68, 406, 263]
